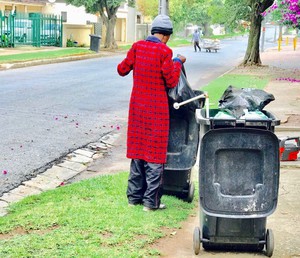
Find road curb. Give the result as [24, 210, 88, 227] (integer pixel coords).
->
[0, 131, 121, 217]
[276, 126, 300, 132]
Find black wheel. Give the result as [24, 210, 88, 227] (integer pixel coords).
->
[265, 229, 274, 257]
[184, 182, 195, 203]
[193, 227, 201, 255]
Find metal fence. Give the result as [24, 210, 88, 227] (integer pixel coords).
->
[0, 11, 62, 48]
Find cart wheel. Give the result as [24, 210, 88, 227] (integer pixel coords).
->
[185, 182, 195, 203]
[265, 229, 274, 257]
[193, 227, 201, 255]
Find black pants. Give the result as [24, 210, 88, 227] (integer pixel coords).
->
[194, 41, 201, 52]
[127, 159, 164, 209]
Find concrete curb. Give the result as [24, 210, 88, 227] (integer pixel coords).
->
[0, 131, 121, 217]
[1, 128, 298, 217]
[276, 126, 300, 132]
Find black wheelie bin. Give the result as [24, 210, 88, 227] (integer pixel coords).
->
[163, 66, 205, 203]
[193, 108, 280, 257]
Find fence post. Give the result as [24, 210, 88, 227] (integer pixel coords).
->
[278, 36, 282, 51]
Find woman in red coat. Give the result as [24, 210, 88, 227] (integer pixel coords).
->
[117, 14, 186, 211]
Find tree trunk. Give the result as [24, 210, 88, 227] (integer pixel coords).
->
[243, 0, 274, 66]
[243, 3, 263, 65]
[103, 14, 118, 49]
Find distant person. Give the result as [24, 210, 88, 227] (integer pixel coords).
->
[117, 14, 186, 212]
[192, 29, 201, 52]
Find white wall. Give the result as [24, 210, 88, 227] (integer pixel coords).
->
[48, 3, 98, 25]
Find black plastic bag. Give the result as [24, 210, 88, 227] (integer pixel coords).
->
[218, 85, 275, 118]
[168, 67, 201, 111]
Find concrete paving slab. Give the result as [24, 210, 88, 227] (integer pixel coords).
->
[1, 192, 28, 204]
[0, 208, 8, 217]
[57, 160, 87, 172]
[9, 185, 42, 197]
[74, 149, 95, 158]
[65, 153, 93, 164]
[92, 153, 104, 160]
[100, 133, 120, 146]
[0, 201, 8, 208]
[88, 142, 108, 151]
[23, 175, 62, 191]
[42, 165, 82, 181]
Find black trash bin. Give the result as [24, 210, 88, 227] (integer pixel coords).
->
[193, 108, 280, 257]
[89, 34, 101, 52]
[163, 89, 205, 203]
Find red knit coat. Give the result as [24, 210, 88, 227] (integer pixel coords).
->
[117, 36, 182, 164]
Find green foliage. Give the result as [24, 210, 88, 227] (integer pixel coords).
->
[136, 0, 158, 18]
[0, 172, 196, 257]
[223, 0, 250, 31]
[66, 38, 76, 47]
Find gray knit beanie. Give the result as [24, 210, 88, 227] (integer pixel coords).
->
[151, 14, 173, 35]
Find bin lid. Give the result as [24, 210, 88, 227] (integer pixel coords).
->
[89, 34, 102, 38]
[199, 128, 280, 218]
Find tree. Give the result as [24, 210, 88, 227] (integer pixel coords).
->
[223, 0, 251, 33]
[136, 0, 157, 19]
[270, 0, 300, 29]
[66, 0, 135, 49]
[243, 0, 275, 65]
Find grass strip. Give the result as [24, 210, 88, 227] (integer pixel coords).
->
[0, 48, 94, 63]
[0, 172, 196, 257]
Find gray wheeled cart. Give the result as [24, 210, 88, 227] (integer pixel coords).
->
[193, 108, 280, 257]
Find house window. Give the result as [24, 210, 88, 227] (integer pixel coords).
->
[61, 11, 67, 22]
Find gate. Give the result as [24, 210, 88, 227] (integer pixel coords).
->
[0, 11, 62, 47]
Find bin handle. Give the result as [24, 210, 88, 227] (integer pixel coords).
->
[173, 93, 208, 111]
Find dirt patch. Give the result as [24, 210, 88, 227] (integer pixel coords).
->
[0, 224, 60, 240]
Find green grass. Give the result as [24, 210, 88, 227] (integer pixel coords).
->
[0, 172, 197, 257]
[168, 37, 191, 47]
[201, 74, 270, 108]
[0, 48, 94, 63]
[206, 32, 248, 40]
[117, 37, 191, 51]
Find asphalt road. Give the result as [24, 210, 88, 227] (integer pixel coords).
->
[0, 36, 276, 195]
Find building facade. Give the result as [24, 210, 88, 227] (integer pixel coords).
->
[0, 0, 140, 47]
